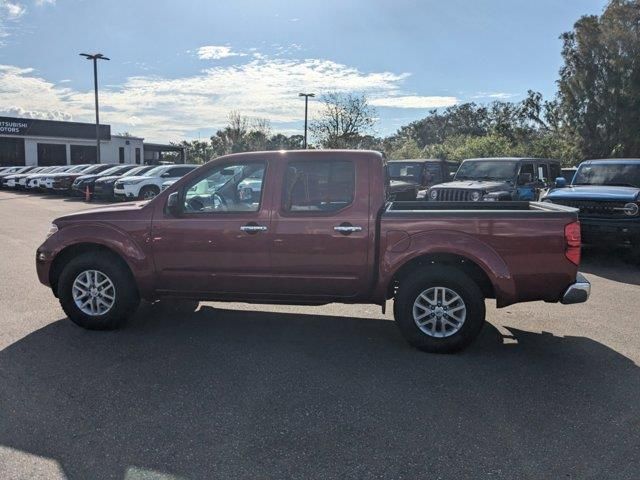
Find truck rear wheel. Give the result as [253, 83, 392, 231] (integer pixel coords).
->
[57, 252, 140, 330]
[394, 267, 485, 353]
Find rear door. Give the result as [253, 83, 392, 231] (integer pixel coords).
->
[268, 156, 371, 299]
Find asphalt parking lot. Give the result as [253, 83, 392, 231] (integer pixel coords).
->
[0, 190, 639, 480]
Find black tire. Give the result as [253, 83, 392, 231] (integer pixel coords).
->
[138, 185, 159, 201]
[393, 266, 486, 353]
[57, 252, 140, 330]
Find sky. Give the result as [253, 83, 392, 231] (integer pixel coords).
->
[0, 0, 607, 143]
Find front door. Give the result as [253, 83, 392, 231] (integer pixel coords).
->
[151, 160, 272, 296]
[268, 157, 371, 299]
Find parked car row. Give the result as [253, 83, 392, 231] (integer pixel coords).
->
[0, 163, 198, 201]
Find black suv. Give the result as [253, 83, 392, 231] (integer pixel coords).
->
[387, 159, 455, 201]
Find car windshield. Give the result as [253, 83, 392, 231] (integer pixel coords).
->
[99, 166, 127, 176]
[63, 165, 87, 173]
[573, 163, 640, 188]
[79, 165, 106, 174]
[122, 166, 153, 177]
[388, 162, 423, 182]
[454, 160, 518, 181]
[144, 166, 169, 177]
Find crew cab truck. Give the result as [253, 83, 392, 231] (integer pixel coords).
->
[428, 157, 562, 202]
[544, 159, 640, 247]
[36, 150, 590, 353]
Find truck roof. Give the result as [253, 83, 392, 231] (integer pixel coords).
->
[388, 158, 443, 163]
[580, 158, 640, 165]
[208, 149, 384, 163]
[462, 157, 561, 163]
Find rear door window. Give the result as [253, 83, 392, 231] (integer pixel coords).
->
[283, 161, 355, 213]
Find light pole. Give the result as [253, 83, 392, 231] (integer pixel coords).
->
[299, 92, 315, 149]
[80, 53, 110, 164]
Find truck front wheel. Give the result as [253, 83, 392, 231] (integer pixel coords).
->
[394, 267, 486, 353]
[57, 252, 140, 330]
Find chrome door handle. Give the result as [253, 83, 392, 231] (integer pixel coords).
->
[240, 224, 268, 233]
[334, 224, 363, 235]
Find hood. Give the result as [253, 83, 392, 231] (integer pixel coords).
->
[95, 175, 124, 184]
[55, 201, 149, 224]
[546, 185, 639, 202]
[432, 180, 509, 191]
[74, 174, 100, 182]
[389, 179, 417, 192]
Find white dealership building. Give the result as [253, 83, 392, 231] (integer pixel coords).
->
[0, 116, 184, 167]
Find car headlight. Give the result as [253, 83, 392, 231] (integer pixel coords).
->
[416, 190, 427, 200]
[623, 202, 639, 216]
[429, 189, 438, 200]
[46, 223, 58, 238]
[470, 191, 482, 201]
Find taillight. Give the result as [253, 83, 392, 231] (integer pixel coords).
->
[564, 221, 581, 265]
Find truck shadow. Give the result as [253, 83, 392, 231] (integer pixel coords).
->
[581, 246, 640, 286]
[0, 305, 638, 479]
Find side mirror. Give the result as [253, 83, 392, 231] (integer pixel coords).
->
[166, 191, 181, 216]
[554, 177, 567, 188]
[161, 172, 171, 178]
[517, 173, 533, 185]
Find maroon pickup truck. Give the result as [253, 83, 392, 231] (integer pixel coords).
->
[36, 150, 590, 353]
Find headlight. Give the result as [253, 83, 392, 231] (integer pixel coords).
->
[46, 223, 58, 238]
[429, 189, 438, 200]
[470, 191, 482, 201]
[623, 202, 639, 216]
[416, 190, 427, 200]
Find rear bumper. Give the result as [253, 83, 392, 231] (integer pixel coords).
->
[560, 272, 591, 305]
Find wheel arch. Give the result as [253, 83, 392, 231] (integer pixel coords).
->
[49, 243, 139, 298]
[388, 252, 496, 301]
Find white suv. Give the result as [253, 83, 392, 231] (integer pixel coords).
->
[113, 164, 197, 200]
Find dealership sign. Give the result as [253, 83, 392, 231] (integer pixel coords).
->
[0, 120, 29, 135]
[0, 116, 111, 140]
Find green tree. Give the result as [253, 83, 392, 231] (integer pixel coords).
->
[558, 0, 640, 158]
[310, 92, 377, 148]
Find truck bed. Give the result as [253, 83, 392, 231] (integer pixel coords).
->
[378, 200, 580, 307]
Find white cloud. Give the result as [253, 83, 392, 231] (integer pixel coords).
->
[0, 56, 460, 142]
[35, 0, 56, 5]
[196, 45, 246, 60]
[370, 95, 458, 109]
[471, 92, 517, 100]
[2, 1, 26, 18]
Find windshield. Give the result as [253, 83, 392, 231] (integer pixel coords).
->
[98, 166, 127, 176]
[80, 165, 106, 174]
[388, 162, 423, 182]
[573, 163, 640, 188]
[455, 160, 518, 181]
[145, 166, 169, 177]
[63, 165, 87, 173]
[123, 166, 153, 177]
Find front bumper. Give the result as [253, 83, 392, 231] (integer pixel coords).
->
[114, 186, 138, 200]
[560, 272, 591, 304]
[580, 217, 640, 245]
[93, 183, 115, 198]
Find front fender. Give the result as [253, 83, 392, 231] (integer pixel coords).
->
[38, 222, 155, 299]
[376, 229, 516, 306]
